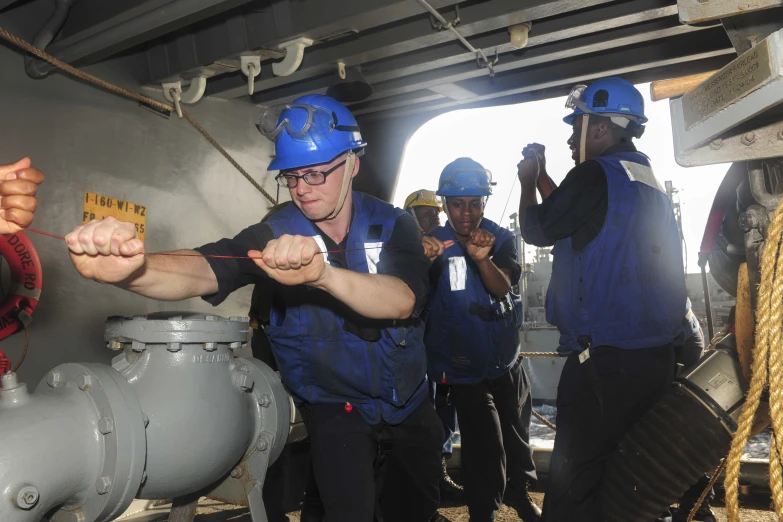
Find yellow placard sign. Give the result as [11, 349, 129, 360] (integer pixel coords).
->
[82, 192, 147, 240]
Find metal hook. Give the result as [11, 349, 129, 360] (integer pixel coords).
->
[169, 88, 183, 118]
[240, 55, 262, 96]
[247, 63, 256, 96]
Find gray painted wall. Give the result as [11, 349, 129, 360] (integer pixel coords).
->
[0, 14, 281, 386]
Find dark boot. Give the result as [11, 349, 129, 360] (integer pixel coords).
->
[440, 456, 463, 501]
[503, 481, 541, 522]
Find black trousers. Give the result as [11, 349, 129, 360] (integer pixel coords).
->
[302, 398, 443, 522]
[542, 345, 675, 522]
[450, 357, 537, 521]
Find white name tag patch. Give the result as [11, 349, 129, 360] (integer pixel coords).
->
[449, 256, 467, 291]
[620, 161, 665, 194]
[364, 242, 383, 274]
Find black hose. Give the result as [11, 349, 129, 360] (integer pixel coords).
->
[601, 383, 733, 521]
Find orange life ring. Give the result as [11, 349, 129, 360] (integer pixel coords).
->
[0, 232, 41, 341]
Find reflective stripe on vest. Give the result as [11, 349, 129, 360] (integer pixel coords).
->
[546, 151, 686, 353]
[425, 218, 522, 384]
[264, 192, 428, 425]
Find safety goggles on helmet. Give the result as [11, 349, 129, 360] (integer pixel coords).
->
[439, 168, 495, 192]
[565, 84, 589, 112]
[257, 103, 359, 142]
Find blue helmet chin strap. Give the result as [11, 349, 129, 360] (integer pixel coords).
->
[325, 151, 356, 220]
[580, 113, 589, 165]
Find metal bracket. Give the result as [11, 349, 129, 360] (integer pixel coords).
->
[477, 49, 499, 76]
[240, 56, 262, 96]
[677, 0, 783, 25]
[669, 28, 783, 161]
[430, 4, 459, 30]
[272, 37, 314, 77]
[672, 115, 783, 166]
[161, 78, 207, 118]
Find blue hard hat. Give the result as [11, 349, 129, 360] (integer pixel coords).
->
[563, 77, 647, 125]
[261, 94, 367, 171]
[436, 157, 493, 197]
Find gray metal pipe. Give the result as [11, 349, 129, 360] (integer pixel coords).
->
[24, 0, 77, 79]
[0, 374, 103, 522]
[28, 0, 251, 78]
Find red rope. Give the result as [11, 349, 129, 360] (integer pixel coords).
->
[0, 350, 10, 380]
[23, 227, 454, 260]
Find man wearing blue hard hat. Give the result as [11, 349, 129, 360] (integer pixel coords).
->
[421, 158, 540, 522]
[515, 78, 686, 521]
[64, 94, 443, 521]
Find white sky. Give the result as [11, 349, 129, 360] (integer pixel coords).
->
[392, 82, 728, 274]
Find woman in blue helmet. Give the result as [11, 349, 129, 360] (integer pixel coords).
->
[515, 78, 687, 522]
[64, 94, 443, 522]
[422, 158, 540, 522]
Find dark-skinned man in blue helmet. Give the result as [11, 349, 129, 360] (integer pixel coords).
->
[421, 158, 540, 522]
[64, 94, 443, 522]
[515, 78, 686, 522]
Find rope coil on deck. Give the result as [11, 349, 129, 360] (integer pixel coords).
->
[0, 26, 276, 206]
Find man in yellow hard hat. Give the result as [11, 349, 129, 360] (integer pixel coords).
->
[404, 189, 442, 234]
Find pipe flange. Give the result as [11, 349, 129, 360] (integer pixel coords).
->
[105, 312, 249, 347]
[38, 363, 146, 522]
[206, 358, 289, 509]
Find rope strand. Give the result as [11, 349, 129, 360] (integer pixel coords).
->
[0, 26, 276, 206]
[532, 409, 557, 431]
[23, 227, 433, 259]
[724, 199, 783, 520]
[686, 458, 726, 522]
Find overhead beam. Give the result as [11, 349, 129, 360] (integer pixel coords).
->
[255, 13, 697, 107]
[355, 33, 735, 119]
[208, 0, 617, 100]
[35, 0, 252, 72]
[367, 0, 677, 84]
[246, 0, 679, 104]
[146, 0, 464, 84]
[363, 20, 704, 104]
[363, 52, 735, 123]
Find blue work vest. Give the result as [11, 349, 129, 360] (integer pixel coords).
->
[546, 151, 686, 353]
[425, 218, 523, 384]
[264, 192, 428, 425]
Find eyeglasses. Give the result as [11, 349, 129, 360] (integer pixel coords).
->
[275, 159, 347, 188]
